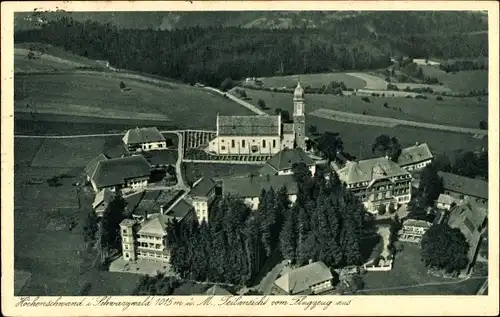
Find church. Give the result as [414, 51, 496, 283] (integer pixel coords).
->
[207, 81, 307, 155]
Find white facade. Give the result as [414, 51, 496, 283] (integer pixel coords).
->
[243, 194, 297, 211]
[192, 199, 210, 223]
[125, 177, 149, 191]
[277, 165, 316, 177]
[401, 159, 433, 172]
[310, 280, 333, 294]
[137, 141, 167, 152]
[208, 136, 281, 155]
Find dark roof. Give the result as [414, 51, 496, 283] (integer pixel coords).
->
[166, 199, 193, 219]
[85, 154, 108, 177]
[438, 172, 488, 200]
[218, 115, 280, 136]
[336, 157, 410, 185]
[125, 189, 182, 217]
[189, 177, 216, 197]
[146, 150, 177, 166]
[260, 148, 314, 175]
[397, 143, 434, 166]
[92, 155, 151, 188]
[274, 261, 333, 294]
[124, 191, 146, 214]
[221, 174, 298, 198]
[123, 127, 165, 145]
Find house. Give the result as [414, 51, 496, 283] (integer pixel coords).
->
[92, 188, 114, 217]
[207, 82, 306, 155]
[258, 148, 316, 176]
[220, 174, 298, 210]
[124, 189, 184, 221]
[446, 201, 488, 276]
[88, 155, 151, 193]
[120, 198, 195, 263]
[185, 177, 217, 223]
[85, 153, 108, 182]
[204, 285, 233, 295]
[397, 143, 434, 171]
[271, 261, 335, 295]
[435, 193, 457, 210]
[143, 150, 177, 170]
[123, 127, 167, 152]
[398, 219, 432, 243]
[438, 172, 488, 206]
[333, 157, 412, 213]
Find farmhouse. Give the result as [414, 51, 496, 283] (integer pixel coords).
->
[123, 127, 167, 152]
[258, 148, 316, 176]
[85, 153, 108, 182]
[446, 201, 487, 276]
[220, 174, 298, 210]
[435, 193, 457, 211]
[398, 219, 432, 243]
[271, 261, 335, 295]
[333, 157, 412, 213]
[207, 81, 306, 155]
[88, 155, 151, 193]
[143, 150, 177, 170]
[438, 172, 488, 206]
[92, 188, 114, 217]
[397, 142, 434, 171]
[120, 199, 195, 263]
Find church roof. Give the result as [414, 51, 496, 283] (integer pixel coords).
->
[274, 261, 333, 294]
[218, 115, 281, 136]
[336, 157, 410, 185]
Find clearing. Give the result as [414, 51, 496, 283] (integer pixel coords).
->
[420, 65, 488, 92]
[259, 72, 367, 90]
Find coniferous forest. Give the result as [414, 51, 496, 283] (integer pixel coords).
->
[14, 11, 488, 87]
[166, 167, 367, 286]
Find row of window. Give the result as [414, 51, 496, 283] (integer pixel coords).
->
[138, 252, 168, 259]
[140, 242, 162, 249]
[221, 139, 277, 148]
[138, 235, 162, 241]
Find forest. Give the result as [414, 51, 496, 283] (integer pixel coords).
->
[165, 165, 368, 286]
[14, 13, 488, 87]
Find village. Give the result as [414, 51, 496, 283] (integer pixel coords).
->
[81, 82, 488, 296]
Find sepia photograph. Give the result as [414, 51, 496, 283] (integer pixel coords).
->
[1, 1, 498, 316]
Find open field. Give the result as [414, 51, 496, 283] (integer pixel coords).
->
[15, 71, 253, 130]
[259, 72, 367, 89]
[420, 65, 488, 92]
[13, 138, 142, 295]
[243, 88, 487, 130]
[15, 42, 107, 73]
[360, 243, 486, 295]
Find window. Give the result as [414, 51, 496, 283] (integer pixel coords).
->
[125, 253, 129, 258]
[158, 144, 163, 148]
[273, 140, 276, 148]
[242, 140, 246, 147]
[262, 140, 266, 148]
[148, 145, 152, 149]
[122, 229, 127, 235]
[125, 245, 129, 250]
[221, 146, 226, 150]
[231, 139, 235, 148]
[155, 244, 161, 249]
[221, 139, 225, 143]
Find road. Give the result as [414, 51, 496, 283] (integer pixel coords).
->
[204, 86, 268, 116]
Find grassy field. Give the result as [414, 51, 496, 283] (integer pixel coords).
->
[259, 72, 367, 89]
[420, 65, 488, 92]
[244, 88, 487, 130]
[15, 71, 253, 130]
[13, 137, 143, 295]
[360, 243, 485, 295]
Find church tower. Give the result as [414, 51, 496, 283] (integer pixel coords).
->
[293, 80, 306, 149]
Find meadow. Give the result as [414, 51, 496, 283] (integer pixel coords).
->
[14, 71, 253, 131]
[243, 88, 487, 130]
[259, 72, 367, 90]
[420, 65, 488, 92]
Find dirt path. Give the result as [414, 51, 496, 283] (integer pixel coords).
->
[204, 87, 267, 116]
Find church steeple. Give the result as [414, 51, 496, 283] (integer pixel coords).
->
[293, 79, 306, 150]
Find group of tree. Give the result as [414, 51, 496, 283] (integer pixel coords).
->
[83, 194, 126, 265]
[133, 272, 181, 295]
[421, 223, 470, 274]
[314, 132, 344, 162]
[419, 162, 444, 207]
[439, 59, 488, 73]
[433, 150, 488, 181]
[371, 134, 402, 162]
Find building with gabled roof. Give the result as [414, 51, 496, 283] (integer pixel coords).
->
[92, 188, 114, 217]
[438, 172, 488, 206]
[259, 148, 316, 176]
[272, 261, 335, 295]
[89, 155, 151, 192]
[186, 177, 217, 223]
[398, 219, 432, 243]
[123, 127, 167, 152]
[85, 153, 108, 181]
[220, 174, 298, 210]
[333, 156, 412, 213]
[397, 142, 434, 171]
[207, 82, 307, 156]
[436, 193, 458, 210]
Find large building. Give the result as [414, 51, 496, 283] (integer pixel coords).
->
[397, 142, 434, 171]
[333, 157, 412, 213]
[438, 172, 488, 206]
[207, 82, 306, 155]
[258, 148, 316, 176]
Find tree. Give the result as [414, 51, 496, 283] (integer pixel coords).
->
[383, 102, 389, 108]
[388, 202, 396, 214]
[420, 163, 444, 206]
[315, 132, 344, 162]
[291, 162, 312, 185]
[83, 209, 99, 244]
[371, 134, 401, 162]
[220, 78, 234, 92]
[279, 207, 297, 263]
[421, 223, 470, 273]
[257, 99, 266, 109]
[377, 204, 386, 215]
[452, 151, 479, 179]
[119, 81, 126, 90]
[479, 120, 488, 130]
[101, 195, 126, 252]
